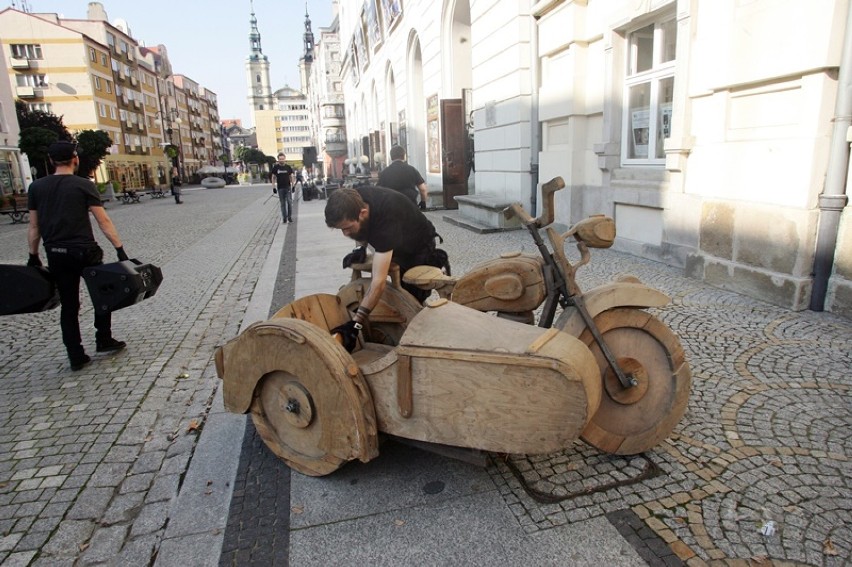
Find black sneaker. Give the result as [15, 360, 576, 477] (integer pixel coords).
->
[70, 354, 91, 371]
[96, 338, 127, 353]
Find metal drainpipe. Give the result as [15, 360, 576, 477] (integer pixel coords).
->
[810, 1, 852, 311]
[529, 9, 541, 217]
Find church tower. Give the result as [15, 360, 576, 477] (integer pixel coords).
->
[246, 0, 273, 116]
[298, 6, 314, 92]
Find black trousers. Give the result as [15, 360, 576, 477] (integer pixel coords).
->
[46, 245, 111, 357]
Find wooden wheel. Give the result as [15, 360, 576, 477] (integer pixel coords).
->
[243, 319, 378, 476]
[577, 308, 691, 455]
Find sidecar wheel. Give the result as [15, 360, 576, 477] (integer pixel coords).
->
[245, 319, 378, 476]
[578, 308, 691, 455]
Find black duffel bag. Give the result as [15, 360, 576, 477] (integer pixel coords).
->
[0, 264, 60, 316]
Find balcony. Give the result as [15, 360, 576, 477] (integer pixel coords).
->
[324, 140, 347, 156]
[129, 76, 138, 87]
[10, 57, 29, 69]
[15, 86, 35, 98]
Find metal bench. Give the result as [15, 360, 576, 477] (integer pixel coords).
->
[0, 194, 29, 223]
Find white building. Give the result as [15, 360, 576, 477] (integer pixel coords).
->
[337, 0, 852, 317]
[306, 3, 347, 180]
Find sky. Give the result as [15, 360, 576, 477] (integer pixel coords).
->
[11, 0, 336, 127]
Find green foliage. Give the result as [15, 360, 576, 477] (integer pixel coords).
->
[19, 127, 59, 178]
[241, 148, 268, 164]
[164, 144, 179, 159]
[15, 100, 71, 140]
[75, 130, 112, 179]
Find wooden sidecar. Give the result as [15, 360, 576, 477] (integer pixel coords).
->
[215, 293, 602, 476]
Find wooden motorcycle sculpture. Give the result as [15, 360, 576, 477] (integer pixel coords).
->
[215, 177, 692, 476]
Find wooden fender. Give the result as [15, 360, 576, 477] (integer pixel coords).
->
[214, 316, 378, 476]
[555, 280, 670, 337]
[336, 277, 423, 345]
[358, 300, 602, 455]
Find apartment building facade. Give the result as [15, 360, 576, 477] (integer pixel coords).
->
[336, 0, 851, 316]
[306, 6, 347, 180]
[0, 4, 221, 190]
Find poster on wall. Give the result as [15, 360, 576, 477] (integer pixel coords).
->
[427, 94, 440, 173]
[366, 0, 383, 48]
[380, 0, 402, 33]
[398, 110, 407, 152]
[630, 108, 649, 157]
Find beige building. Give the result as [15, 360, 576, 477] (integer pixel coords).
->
[0, 48, 29, 196]
[0, 4, 221, 190]
[336, 0, 852, 317]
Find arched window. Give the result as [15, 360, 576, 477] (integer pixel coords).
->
[256, 74, 261, 83]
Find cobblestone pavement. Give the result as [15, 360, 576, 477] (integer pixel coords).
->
[433, 217, 852, 567]
[0, 186, 278, 566]
[1, 188, 850, 567]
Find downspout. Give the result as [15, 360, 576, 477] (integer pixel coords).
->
[810, 0, 852, 311]
[529, 6, 541, 216]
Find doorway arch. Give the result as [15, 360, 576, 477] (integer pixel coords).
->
[442, 0, 472, 98]
[406, 33, 426, 174]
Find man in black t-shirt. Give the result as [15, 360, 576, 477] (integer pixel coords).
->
[27, 141, 130, 371]
[325, 186, 439, 338]
[377, 145, 429, 208]
[269, 152, 295, 223]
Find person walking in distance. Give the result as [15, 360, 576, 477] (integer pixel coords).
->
[377, 145, 429, 209]
[27, 141, 130, 371]
[270, 152, 295, 223]
[171, 165, 183, 204]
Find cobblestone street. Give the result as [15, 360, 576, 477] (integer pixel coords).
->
[435, 220, 852, 566]
[0, 186, 276, 565]
[0, 187, 850, 566]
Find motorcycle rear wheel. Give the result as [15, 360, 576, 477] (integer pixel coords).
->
[577, 308, 691, 455]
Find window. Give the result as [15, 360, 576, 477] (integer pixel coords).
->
[99, 102, 107, 117]
[101, 53, 108, 66]
[11, 44, 42, 59]
[89, 47, 96, 62]
[27, 102, 52, 113]
[110, 106, 117, 119]
[16, 74, 47, 87]
[94, 76, 102, 90]
[105, 81, 112, 94]
[622, 18, 676, 163]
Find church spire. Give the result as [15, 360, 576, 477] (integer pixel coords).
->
[248, 0, 267, 62]
[303, 3, 314, 63]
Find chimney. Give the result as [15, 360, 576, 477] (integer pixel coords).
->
[87, 2, 108, 21]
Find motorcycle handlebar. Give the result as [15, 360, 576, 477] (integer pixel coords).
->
[503, 176, 565, 228]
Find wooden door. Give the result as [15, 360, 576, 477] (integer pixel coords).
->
[440, 99, 468, 209]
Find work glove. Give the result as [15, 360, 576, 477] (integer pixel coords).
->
[27, 253, 42, 267]
[272, 187, 278, 194]
[419, 201, 427, 210]
[116, 246, 129, 262]
[342, 246, 367, 269]
[330, 320, 361, 353]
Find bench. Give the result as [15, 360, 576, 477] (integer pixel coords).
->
[119, 190, 145, 204]
[0, 194, 29, 224]
[150, 187, 167, 198]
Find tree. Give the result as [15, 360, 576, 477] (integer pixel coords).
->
[19, 127, 58, 179]
[15, 100, 71, 141]
[75, 130, 112, 181]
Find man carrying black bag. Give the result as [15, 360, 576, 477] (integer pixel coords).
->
[27, 141, 130, 371]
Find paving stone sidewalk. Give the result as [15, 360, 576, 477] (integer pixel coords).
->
[0, 187, 278, 566]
